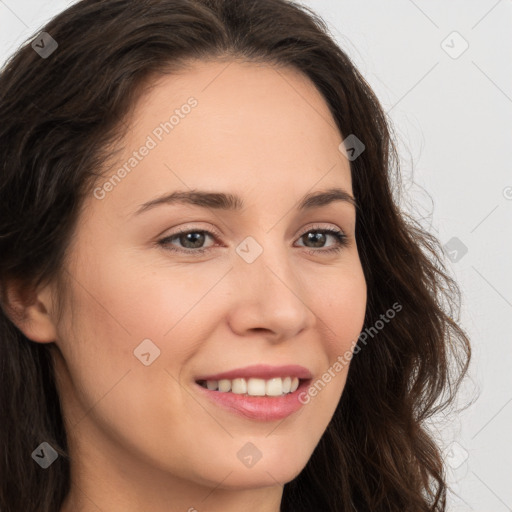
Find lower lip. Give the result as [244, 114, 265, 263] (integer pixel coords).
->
[194, 379, 311, 421]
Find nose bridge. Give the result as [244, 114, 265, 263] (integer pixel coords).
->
[228, 232, 314, 338]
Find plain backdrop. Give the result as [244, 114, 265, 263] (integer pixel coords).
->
[1, 1, 511, 510]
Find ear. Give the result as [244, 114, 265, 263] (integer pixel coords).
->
[1, 278, 57, 343]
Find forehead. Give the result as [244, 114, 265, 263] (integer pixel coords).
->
[93, 59, 352, 218]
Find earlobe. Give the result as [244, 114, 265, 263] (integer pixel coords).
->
[1, 278, 57, 343]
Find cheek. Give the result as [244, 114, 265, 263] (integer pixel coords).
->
[54, 248, 225, 411]
[65, 244, 216, 342]
[52, 252, 205, 460]
[292, 268, 366, 430]
[313, 265, 367, 353]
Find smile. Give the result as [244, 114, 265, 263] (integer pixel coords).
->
[196, 376, 301, 396]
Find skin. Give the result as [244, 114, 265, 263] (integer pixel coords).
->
[8, 60, 367, 512]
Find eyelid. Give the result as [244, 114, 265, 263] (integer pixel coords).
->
[298, 222, 346, 236]
[162, 223, 223, 241]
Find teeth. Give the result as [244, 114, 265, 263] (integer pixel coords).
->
[199, 376, 300, 396]
[218, 379, 231, 392]
[232, 378, 247, 394]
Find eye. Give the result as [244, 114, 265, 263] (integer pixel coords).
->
[157, 224, 349, 256]
[158, 228, 218, 255]
[295, 225, 349, 255]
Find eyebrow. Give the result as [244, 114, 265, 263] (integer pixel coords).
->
[133, 186, 357, 216]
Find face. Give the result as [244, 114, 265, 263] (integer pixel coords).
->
[48, 60, 367, 505]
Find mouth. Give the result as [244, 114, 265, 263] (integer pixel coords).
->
[193, 377, 312, 421]
[191, 364, 313, 420]
[195, 376, 309, 397]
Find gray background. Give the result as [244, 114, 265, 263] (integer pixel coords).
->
[1, 1, 511, 510]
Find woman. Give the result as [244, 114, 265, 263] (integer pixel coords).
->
[0, 0, 471, 510]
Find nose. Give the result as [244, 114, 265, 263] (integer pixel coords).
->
[226, 242, 316, 342]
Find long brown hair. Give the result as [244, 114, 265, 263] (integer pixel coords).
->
[0, 0, 471, 510]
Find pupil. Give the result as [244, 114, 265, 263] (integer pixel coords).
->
[307, 231, 325, 248]
[181, 232, 204, 248]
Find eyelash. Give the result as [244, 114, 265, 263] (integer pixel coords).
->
[157, 224, 349, 257]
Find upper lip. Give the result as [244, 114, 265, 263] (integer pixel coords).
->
[195, 364, 313, 382]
